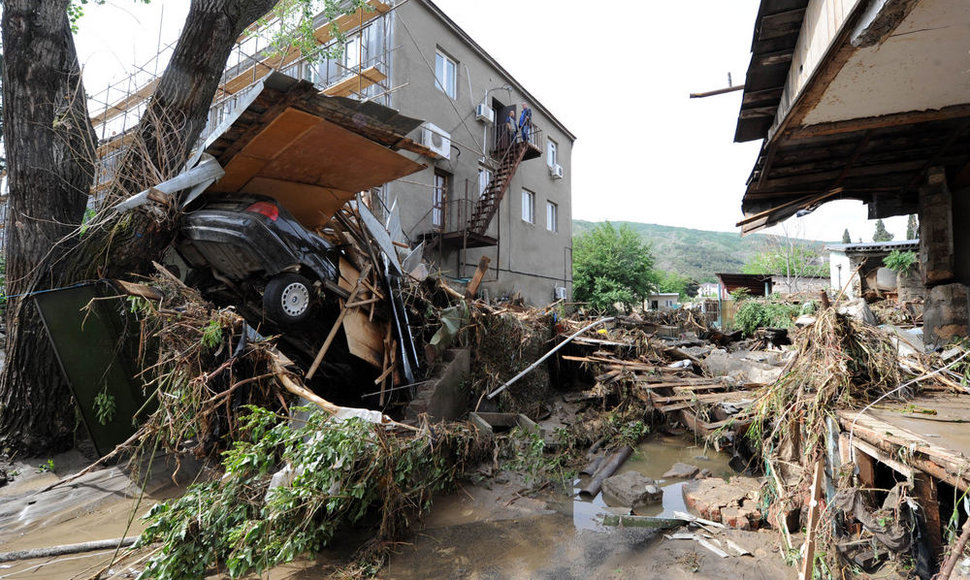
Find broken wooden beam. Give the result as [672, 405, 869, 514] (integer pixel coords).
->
[306, 264, 372, 380]
[465, 256, 491, 299]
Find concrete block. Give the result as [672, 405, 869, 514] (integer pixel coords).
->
[924, 283, 969, 348]
[427, 348, 470, 421]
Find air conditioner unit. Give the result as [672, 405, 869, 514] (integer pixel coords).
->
[549, 163, 564, 180]
[475, 103, 494, 124]
[554, 286, 567, 300]
[420, 122, 451, 159]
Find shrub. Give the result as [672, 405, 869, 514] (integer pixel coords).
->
[733, 299, 801, 337]
[883, 250, 917, 275]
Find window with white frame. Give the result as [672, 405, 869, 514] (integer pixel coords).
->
[521, 189, 535, 224]
[546, 138, 558, 167]
[478, 167, 492, 198]
[546, 201, 558, 232]
[434, 50, 457, 98]
[344, 35, 361, 71]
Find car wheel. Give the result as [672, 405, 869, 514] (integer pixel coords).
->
[264, 273, 314, 325]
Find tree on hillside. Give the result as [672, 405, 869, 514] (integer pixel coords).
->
[906, 214, 919, 240]
[1, 0, 362, 453]
[873, 219, 894, 242]
[653, 270, 698, 300]
[742, 226, 826, 293]
[842, 228, 851, 244]
[573, 222, 656, 314]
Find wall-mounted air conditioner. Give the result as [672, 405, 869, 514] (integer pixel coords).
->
[475, 103, 494, 124]
[549, 163, 564, 180]
[421, 122, 451, 159]
[554, 286, 567, 300]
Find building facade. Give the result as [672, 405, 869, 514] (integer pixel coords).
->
[386, 1, 576, 305]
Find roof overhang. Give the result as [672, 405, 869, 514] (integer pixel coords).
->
[735, 0, 970, 235]
[203, 73, 426, 227]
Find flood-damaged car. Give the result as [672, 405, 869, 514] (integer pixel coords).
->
[177, 194, 341, 326]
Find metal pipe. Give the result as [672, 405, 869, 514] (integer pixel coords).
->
[689, 85, 744, 98]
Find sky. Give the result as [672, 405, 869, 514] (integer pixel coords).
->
[73, 0, 912, 243]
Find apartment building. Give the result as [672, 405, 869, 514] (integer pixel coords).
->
[88, 0, 576, 306]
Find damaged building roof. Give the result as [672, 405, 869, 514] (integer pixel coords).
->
[201, 73, 427, 227]
[735, 0, 970, 234]
[825, 240, 919, 254]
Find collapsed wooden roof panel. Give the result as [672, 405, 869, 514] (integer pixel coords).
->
[204, 73, 426, 227]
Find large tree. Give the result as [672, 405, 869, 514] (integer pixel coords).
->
[573, 222, 656, 314]
[0, 0, 353, 453]
[872, 218, 894, 242]
[742, 228, 826, 293]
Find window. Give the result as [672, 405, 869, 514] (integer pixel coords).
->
[432, 171, 448, 229]
[344, 35, 361, 71]
[435, 50, 457, 98]
[521, 189, 535, 224]
[546, 139, 558, 167]
[546, 201, 558, 232]
[478, 167, 492, 198]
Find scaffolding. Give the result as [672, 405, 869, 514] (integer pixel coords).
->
[86, 0, 397, 204]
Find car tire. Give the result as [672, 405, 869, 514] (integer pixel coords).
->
[264, 273, 315, 326]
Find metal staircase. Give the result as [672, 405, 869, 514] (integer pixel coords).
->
[466, 140, 530, 235]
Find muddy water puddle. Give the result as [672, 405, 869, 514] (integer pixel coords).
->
[570, 434, 735, 530]
[376, 435, 740, 579]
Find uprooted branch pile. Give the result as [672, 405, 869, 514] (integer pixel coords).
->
[733, 304, 928, 574]
[91, 267, 490, 578]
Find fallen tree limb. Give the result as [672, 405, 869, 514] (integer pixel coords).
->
[580, 445, 633, 498]
[936, 516, 970, 580]
[0, 537, 137, 563]
[36, 427, 147, 494]
[268, 350, 420, 433]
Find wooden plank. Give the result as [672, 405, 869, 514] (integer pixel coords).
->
[850, 438, 914, 481]
[306, 264, 371, 380]
[914, 473, 943, 562]
[322, 66, 387, 97]
[799, 461, 824, 580]
[838, 410, 970, 491]
[313, 0, 390, 44]
[343, 308, 384, 368]
[465, 256, 490, 298]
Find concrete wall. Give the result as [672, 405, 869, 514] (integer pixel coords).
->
[386, 0, 574, 306]
[828, 251, 855, 296]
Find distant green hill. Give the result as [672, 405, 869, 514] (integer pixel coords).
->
[572, 220, 827, 283]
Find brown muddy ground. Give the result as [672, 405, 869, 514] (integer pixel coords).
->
[0, 449, 199, 579]
[279, 437, 796, 580]
[0, 438, 795, 580]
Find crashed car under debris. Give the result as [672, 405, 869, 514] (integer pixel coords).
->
[177, 194, 340, 326]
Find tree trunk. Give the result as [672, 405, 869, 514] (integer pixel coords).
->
[90, 0, 279, 278]
[0, 0, 278, 454]
[0, 0, 96, 454]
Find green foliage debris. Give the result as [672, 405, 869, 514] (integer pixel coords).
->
[136, 406, 484, 579]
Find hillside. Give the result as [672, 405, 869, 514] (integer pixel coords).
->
[572, 221, 827, 283]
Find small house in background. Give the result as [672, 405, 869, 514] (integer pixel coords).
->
[826, 240, 919, 299]
[697, 282, 719, 298]
[645, 292, 680, 311]
[714, 273, 773, 300]
[769, 275, 830, 296]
